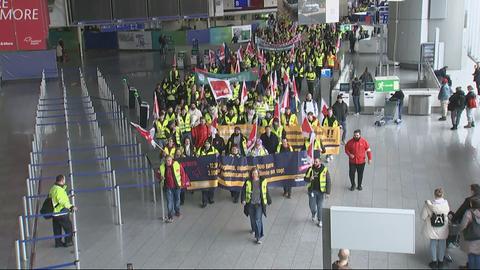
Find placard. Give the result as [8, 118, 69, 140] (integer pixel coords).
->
[231, 25, 252, 43]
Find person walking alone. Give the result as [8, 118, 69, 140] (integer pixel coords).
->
[241, 167, 272, 244]
[49, 175, 75, 247]
[304, 157, 331, 227]
[332, 94, 348, 144]
[345, 130, 372, 191]
[421, 188, 450, 269]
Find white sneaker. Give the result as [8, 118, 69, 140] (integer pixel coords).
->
[256, 239, 262, 244]
[317, 221, 323, 227]
[311, 216, 316, 222]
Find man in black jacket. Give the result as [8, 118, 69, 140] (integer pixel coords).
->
[260, 126, 279, 155]
[448, 87, 466, 130]
[351, 77, 362, 115]
[389, 89, 405, 122]
[332, 94, 348, 144]
[452, 184, 480, 223]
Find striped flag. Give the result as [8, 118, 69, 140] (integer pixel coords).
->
[301, 117, 313, 138]
[130, 122, 159, 149]
[240, 81, 248, 106]
[307, 132, 315, 165]
[280, 84, 290, 113]
[153, 91, 160, 119]
[247, 121, 258, 152]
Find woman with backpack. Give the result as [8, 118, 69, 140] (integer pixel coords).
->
[421, 188, 450, 269]
[465, 85, 477, 128]
[460, 198, 480, 269]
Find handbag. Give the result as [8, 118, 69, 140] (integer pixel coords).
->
[463, 210, 480, 241]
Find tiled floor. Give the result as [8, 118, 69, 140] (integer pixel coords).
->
[1, 49, 479, 269]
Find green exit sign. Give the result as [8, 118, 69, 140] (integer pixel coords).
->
[374, 76, 400, 92]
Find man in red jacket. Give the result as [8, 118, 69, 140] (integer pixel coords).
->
[345, 129, 372, 191]
[191, 117, 211, 149]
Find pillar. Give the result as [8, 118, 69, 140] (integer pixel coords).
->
[387, 0, 429, 68]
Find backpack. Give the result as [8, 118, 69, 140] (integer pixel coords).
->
[457, 95, 466, 108]
[430, 213, 445, 227]
[463, 211, 480, 241]
[40, 197, 54, 219]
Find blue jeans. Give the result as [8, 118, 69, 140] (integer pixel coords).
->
[398, 100, 403, 120]
[248, 204, 264, 240]
[430, 239, 446, 262]
[353, 96, 361, 113]
[308, 190, 325, 222]
[468, 253, 480, 269]
[451, 109, 464, 127]
[339, 121, 347, 141]
[166, 188, 181, 218]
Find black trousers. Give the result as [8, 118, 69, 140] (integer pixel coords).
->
[230, 190, 240, 202]
[52, 212, 73, 245]
[349, 163, 366, 187]
[296, 77, 303, 95]
[202, 188, 215, 204]
[180, 189, 185, 204]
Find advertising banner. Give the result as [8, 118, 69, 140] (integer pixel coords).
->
[231, 25, 252, 43]
[0, 0, 49, 51]
[118, 31, 153, 50]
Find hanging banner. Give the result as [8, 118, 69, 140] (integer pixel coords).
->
[231, 25, 252, 43]
[255, 34, 302, 51]
[48, 0, 67, 27]
[0, 0, 49, 51]
[194, 68, 259, 85]
[178, 151, 310, 191]
[118, 31, 153, 50]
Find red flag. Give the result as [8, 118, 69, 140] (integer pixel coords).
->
[246, 41, 254, 56]
[240, 81, 248, 106]
[235, 58, 241, 73]
[247, 121, 257, 151]
[281, 84, 290, 113]
[209, 50, 215, 65]
[274, 102, 280, 120]
[210, 117, 218, 136]
[219, 43, 226, 60]
[282, 69, 289, 84]
[237, 46, 243, 62]
[290, 45, 295, 60]
[301, 117, 313, 137]
[153, 91, 160, 119]
[207, 78, 233, 100]
[319, 98, 329, 123]
[130, 122, 158, 148]
[307, 132, 315, 164]
[272, 71, 278, 98]
[172, 55, 177, 67]
[292, 76, 300, 104]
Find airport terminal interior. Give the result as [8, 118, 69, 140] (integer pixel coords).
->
[2, 0, 480, 269]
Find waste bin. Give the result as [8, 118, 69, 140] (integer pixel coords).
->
[408, 95, 431, 115]
[129, 87, 138, 109]
[176, 51, 186, 70]
[140, 102, 150, 128]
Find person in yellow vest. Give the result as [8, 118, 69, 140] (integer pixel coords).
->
[264, 89, 275, 114]
[224, 108, 238, 126]
[232, 82, 241, 101]
[321, 108, 339, 127]
[327, 51, 337, 69]
[272, 118, 286, 139]
[276, 137, 294, 198]
[166, 83, 178, 109]
[302, 136, 326, 154]
[229, 144, 242, 203]
[169, 66, 180, 83]
[166, 121, 182, 146]
[197, 140, 218, 208]
[249, 139, 269, 157]
[155, 112, 170, 148]
[49, 175, 76, 247]
[163, 137, 177, 158]
[307, 112, 320, 127]
[177, 106, 192, 142]
[158, 156, 188, 223]
[295, 60, 305, 95]
[165, 107, 176, 123]
[255, 96, 269, 122]
[261, 112, 274, 127]
[304, 157, 331, 227]
[241, 167, 272, 244]
[306, 65, 317, 96]
[281, 107, 298, 126]
[315, 51, 325, 79]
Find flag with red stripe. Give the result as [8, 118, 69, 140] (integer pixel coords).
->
[153, 91, 160, 119]
[247, 121, 257, 152]
[240, 81, 248, 106]
[207, 78, 233, 100]
[301, 117, 313, 138]
[130, 122, 159, 149]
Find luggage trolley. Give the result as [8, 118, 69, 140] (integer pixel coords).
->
[374, 99, 401, 126]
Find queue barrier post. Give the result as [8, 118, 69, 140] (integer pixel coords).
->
[115, 186, 123, 225]
[159, 179, 165, 222]
[18, 216, 27, 262]
[112, 170, 117, 207]
[15, 240, 21, 269]
[149, 170, 156, 204]
[22, 197, 30, 240]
